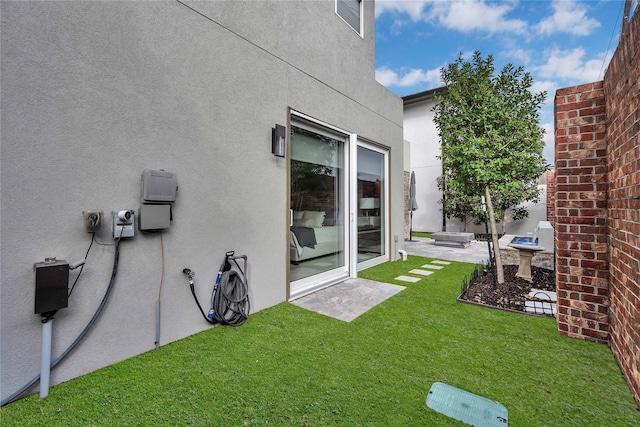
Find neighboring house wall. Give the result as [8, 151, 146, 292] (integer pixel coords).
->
[503, 180, 548, 236]
[403, 139, 411, 239]
[603, 8, 640, 406]
[554, 8, 639, 405]
[0, 0, 403, 402]
[403, 90, 444, 233]
[402, 88, 545, 236]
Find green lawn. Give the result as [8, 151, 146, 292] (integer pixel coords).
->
[2, 256, 638, 426]
[411, 231, 431, 238]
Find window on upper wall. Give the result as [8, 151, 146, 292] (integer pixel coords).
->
[336, 0, 362, 35]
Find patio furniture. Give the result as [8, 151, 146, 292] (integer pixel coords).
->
[431, 232, 474, 248]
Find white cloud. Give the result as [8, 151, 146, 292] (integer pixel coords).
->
[375, 66, 441, 88]
[375, 0, 430, 21]
[375, 67, 401, 87]
[536, 0, 601, 36]
[429, 0, 527, 34]
[376, 0, 527, 35]
[541, 122, 555, 165]
[535, 47, 611, 83]
[504, 48, 533, 66]
[530, 80, 557, 98]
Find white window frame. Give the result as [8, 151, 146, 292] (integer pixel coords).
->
[289, 111, 353, 300]
[355, 140, 390, 272]
[336, 0, 363, 37]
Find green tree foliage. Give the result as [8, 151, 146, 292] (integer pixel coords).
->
[433, 51, 548, 283]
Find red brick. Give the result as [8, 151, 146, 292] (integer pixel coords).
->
[555, 14, 639, 405]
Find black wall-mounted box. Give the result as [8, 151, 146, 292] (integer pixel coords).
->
[34, 259, 69, 314]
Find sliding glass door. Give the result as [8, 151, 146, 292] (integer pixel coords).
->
[287, 114, 389, 299]
[357, 143, 387, 267]
[289, 119, 349, 299]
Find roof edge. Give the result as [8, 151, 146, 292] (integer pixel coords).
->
[402, 86, 447, 105]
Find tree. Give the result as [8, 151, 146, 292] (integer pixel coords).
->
[437, 173, 476, 231]
[433, 51, 548, 284]
[438, 172, 542, 233]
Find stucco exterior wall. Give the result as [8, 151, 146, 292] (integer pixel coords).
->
[402, 92, 546, 236]
[0, 0, 403, 402]
[402, 99, 443, 233]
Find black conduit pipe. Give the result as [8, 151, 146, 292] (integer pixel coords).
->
[1, 241, 121, 406]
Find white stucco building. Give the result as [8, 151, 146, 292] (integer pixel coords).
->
[402, 88, 446, 233]
[402, 87, 546, 235]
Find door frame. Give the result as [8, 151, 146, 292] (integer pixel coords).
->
[355, 139, 390, 271]
[286, 111, 390, 300]
[288, 111, 352, 300]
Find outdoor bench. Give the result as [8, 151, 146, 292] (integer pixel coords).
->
[431, 232, 475, 248]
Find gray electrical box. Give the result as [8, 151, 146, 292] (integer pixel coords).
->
[138, 204, 171, 230]
[34, 258, 69, 314]
[112, 210, 135, 238]
[141, 170, 177, 203]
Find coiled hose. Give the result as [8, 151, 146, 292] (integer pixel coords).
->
[184, 253, 250, 327]
[212, 268, 250, 326]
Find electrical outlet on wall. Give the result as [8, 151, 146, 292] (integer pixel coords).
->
[83, 210, 104, 232]
[112, 210, 135, 238]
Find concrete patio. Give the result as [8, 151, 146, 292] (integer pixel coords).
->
[403, 236, 491, 264]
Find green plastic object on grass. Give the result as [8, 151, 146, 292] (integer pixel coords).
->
[426, 382, 508, 426]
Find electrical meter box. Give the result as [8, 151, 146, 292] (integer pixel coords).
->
[34, 258, 69, 314]
[141, 170, 177, 203]
[138, 204, 171, 230]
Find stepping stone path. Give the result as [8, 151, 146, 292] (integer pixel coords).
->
[395, 275, 422, 283]
[395, 260, 451, 283]
[410, 269, 434, 276]
[421, 264, 444, 270]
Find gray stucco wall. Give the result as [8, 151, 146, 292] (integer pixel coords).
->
[1, 1, 403, 402]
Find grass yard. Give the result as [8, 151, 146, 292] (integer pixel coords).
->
[1, 256, 638, 426]
[411, 231, 431, 238]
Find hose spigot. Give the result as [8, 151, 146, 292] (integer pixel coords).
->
[182, 268, 195, 281]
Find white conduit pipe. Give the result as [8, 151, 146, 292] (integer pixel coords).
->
[40, 319, 52, 399]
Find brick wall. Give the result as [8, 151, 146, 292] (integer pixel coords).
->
[554, 10, 640, 406]
[603, 9, 640, 406]
[554, 82, 610, 344]
[546, 170, 556, 227]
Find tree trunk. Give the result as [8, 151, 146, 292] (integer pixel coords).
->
[485, 186, 504, 284]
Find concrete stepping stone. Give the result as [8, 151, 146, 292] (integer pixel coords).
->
[432, 260, 451, 265]
[409, 269, 434, 276]
[395, 275, 422, 283]
[421, 264, 444, 270]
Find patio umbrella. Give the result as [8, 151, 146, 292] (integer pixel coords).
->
[408, 171, 418, 242]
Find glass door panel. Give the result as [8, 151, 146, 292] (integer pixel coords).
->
[289, 122, 348, 298]
[357, 145, 386, 264]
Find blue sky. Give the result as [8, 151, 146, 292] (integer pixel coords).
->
[374, 0, 635, 164]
